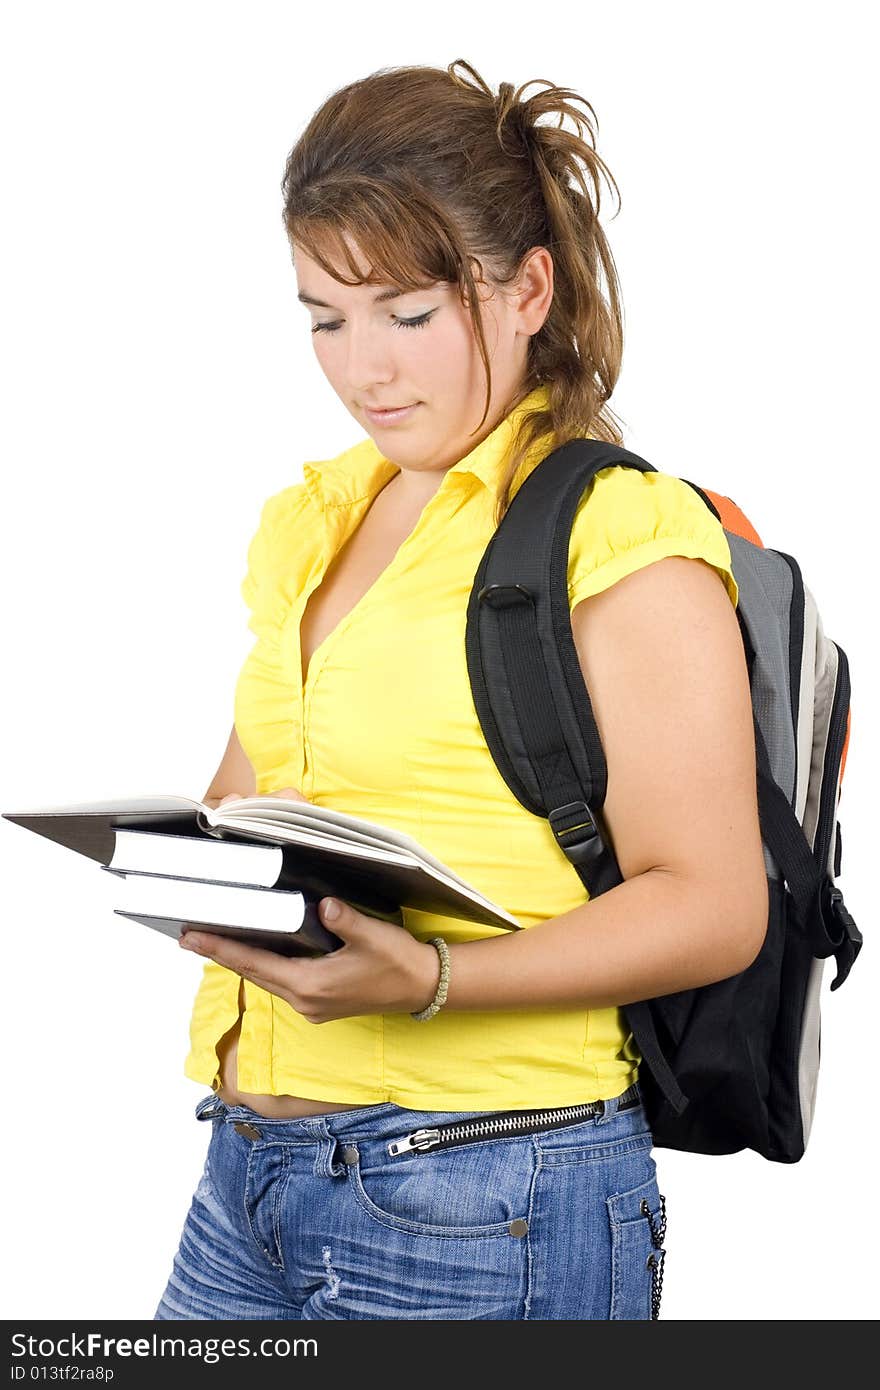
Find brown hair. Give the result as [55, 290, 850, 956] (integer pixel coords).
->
[281, 58, 625, 526]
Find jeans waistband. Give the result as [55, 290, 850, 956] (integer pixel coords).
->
[194, 1080, 644, 1149]
[385, 1081, 643, 1157]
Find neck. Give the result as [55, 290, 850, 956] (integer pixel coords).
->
[384, 467, 447, 508]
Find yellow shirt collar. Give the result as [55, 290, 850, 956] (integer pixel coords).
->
[302, 384, 554, 508]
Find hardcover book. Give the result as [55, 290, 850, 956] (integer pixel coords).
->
[3, 794, 522, 952]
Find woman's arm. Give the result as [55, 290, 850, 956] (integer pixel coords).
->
[200, 722, 309, 811]
[180, 554, 770, 1022]
[201, 724, 257, 809]
[437, 553, 769, 1012]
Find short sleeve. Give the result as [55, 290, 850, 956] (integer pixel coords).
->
[240, 482, 314, 638]
[567, 466, 739, 610]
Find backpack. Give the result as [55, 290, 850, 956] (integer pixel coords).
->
[466, 437, 862, 1162]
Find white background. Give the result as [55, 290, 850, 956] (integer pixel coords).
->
[2, 0, 876, 1321]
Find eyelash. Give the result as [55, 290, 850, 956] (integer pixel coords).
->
[311, 311, 435, 335]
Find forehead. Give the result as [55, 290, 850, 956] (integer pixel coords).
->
[291, 237, 444, 304]
[292, 237, 369, 281]
[292, 234, 400, 293]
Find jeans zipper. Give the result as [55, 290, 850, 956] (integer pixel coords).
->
[387, 1087, 639, 1158]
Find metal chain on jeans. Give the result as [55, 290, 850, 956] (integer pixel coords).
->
[641, 1194, 668, 1319]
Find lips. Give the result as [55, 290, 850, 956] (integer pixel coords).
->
[363, 402, 421, 425]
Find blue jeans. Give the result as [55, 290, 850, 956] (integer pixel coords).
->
[154, 1082, 666, 1320]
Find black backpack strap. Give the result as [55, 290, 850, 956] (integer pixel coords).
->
[752, 720, 862, 988]
[466, 438, 690, 1115]
[466, 437, 655, 889]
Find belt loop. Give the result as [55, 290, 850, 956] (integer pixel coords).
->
[195, 1093, 228, 1122]
[595, 1091, 622, 1126]
[595, 1082, 640, 1126]
[305, 1117, 346, 1178]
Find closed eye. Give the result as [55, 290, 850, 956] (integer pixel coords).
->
[311, 311, 436, 335]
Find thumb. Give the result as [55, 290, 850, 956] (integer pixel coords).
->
[319, 897, 361, 932]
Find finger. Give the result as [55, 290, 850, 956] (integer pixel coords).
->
[179, 930, 297, 991]
[269, 786, 311, 803]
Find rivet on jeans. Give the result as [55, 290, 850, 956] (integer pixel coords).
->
[232, 1121, 262, 1141]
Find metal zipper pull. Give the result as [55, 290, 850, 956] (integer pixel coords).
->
[388, 1128, 442, 1156]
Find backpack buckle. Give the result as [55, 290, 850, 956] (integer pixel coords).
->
[822, 882, 863, 990]
[548, 801, 605, 871]
[477, 583, 534, 609]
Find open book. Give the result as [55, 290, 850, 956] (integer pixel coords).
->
[3, 794, 522, 938]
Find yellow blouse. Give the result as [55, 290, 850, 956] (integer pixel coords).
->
[183, 384, 739, 1109]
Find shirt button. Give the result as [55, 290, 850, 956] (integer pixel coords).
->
[508, 1218, 528, 1237]
[233, 1121, 263, 1141]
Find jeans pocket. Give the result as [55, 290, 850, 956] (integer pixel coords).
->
[607, 1172, 668, 1319]
[344, 1136, 532, 1238]
[243, 1143, 291, 1270]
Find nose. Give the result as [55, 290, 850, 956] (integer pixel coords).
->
[343, 321, 397, 393]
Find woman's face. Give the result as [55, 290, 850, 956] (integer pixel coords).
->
[292, 236, 552, 484]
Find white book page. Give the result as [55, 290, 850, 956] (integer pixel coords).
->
[219, 815, 419, 868]
[225, 810, 395, 854]
[219, 815, 517, 924]
[213, 797, 479, 894]
[115, 874, 308, 928]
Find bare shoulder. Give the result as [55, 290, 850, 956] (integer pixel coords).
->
[570, 555, 766, 937]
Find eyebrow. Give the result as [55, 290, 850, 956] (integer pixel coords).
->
[297, 286, 412, 309]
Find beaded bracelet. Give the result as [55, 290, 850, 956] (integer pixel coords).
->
[410, 936, 450, 1020]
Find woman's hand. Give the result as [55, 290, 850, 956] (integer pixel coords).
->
[217, 786, 311, 806]
[187, 784, 439, 1020]
[178, 897, 441, 1023]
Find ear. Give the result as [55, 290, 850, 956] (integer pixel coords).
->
[513, 246, 554, 335]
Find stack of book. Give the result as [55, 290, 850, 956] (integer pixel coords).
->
[2, 795, 522, 956]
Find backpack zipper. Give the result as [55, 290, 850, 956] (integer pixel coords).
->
[769, 548, 805, 795]
[813, 642, 850, 871]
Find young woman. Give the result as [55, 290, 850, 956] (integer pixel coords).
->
[154, 58, 766, 1321]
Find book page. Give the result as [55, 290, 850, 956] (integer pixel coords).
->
[8, 794, 206, 817]
[218, 815, 419, 868]
[218, 814, 516, 923]
[213, 797, 479, 894]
